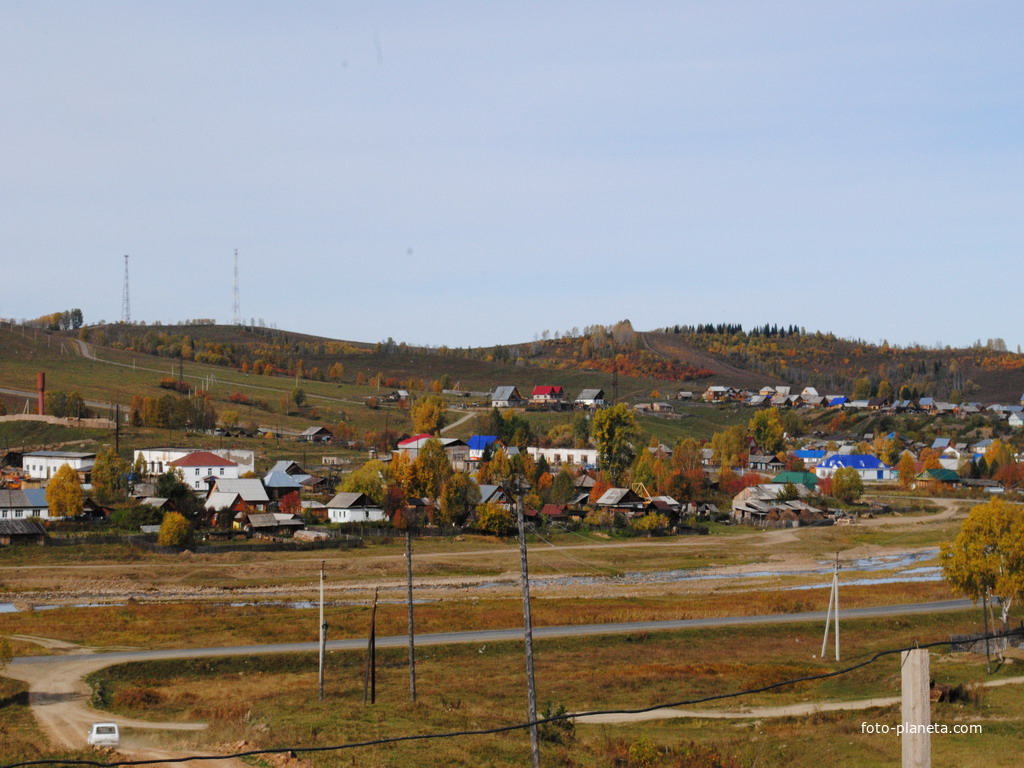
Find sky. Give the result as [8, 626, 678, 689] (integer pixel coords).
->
[2, 1, 1022, 350]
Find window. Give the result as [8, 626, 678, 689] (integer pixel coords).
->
[195, 481, 201, 489]
[219, 467, 224, 475]
[195, 468, 200, 476]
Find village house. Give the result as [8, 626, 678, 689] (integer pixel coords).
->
[0, 489, 51, 520]
[395, 435, 470, 470]
[170, 451, 240, 491]
[134, 447, 256, 475]
[530, 385, 566, 407]
[22, 451, 95, 482]
[575, 388, 606, 408]
[478, 484, 514, 509]
[491, 386, 526, 408]
[748, 454, 785, 473]
[814, 454, 895, 482]
[299, 426, 333, 443]
[205, 478, 270, 511]
[731, 484, 826, 528]
[702, 385, 735, 402]
[594, 487, 649, 518]
[325, 491, 385, 523]
[0, 519, 47, 546]
[233, 511, 305, 537]
[526, 446, 597, 469]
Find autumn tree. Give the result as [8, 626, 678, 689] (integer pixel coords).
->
[388, 450, 415, 495]
[339, 459, 389, 505]
[831, 467, 864, 504]
[896, 452, 918, 488]
[710, 425, 747, 469]
[749, 408, 784, 453]
[852, 377, 873, 400]
[549, 468, 575, 504]
[941, 497, 1024, 629]
[413, 437, 453, 500]
[591, 403, 640, 484]
[279, 491, 302, 516]
[91, 447, 130, 504]
[474, 501, 516, 536]
[158, 511, 194, 548]
[45, 464, 84, 518]
[438, 473, 480, 527]
[412, 395, 448, 435]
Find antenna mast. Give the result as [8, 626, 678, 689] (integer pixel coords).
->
[232, 248, 241, 325]
[121, 254, 131, 324]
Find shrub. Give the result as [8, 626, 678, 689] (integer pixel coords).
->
[158, 511, 193, 548]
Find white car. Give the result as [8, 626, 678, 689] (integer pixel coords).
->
[86, 722, 120, 748]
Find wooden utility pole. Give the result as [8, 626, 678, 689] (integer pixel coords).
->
[901, 648, 931, 768]
[983, 588, 991, 674]
[405, 530, 417, 702]
[318, 561, 327, 701]
[363, 588, 379, 705]
[820, 552, 840, 661]
[516, 489, 541, 768]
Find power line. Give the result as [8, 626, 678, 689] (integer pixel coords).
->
[4, 630, 1016, 768]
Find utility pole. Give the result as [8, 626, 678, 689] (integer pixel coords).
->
[820, 552, 840, 661]
[318, 561, 327, 701]
[983, 588, 991, 674]
[363, 588, 379, 705]
[114, 404, 120, 454]
[405, 530, 417, 702]
[901, 648, 931, 768]
[515, 483, 541, 768]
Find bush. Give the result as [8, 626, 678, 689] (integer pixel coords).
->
[538, 701, 575, 745]
[109, 505, 163, 532]
[474, 501, 516, 536]
[158, 511, 193, 548]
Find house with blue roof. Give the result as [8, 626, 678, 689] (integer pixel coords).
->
[792, 449, 827, 466]
[466, 435, 500, 460]
[815, 454, 895, 482]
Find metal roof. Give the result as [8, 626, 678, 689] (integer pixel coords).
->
[0, 489, 49, 510]
[0, 519, 46, 535]
[492, 386, 521, 401]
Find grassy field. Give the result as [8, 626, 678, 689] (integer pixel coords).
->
[0, 580, 956, 652]
[78, 609, 1020, 767]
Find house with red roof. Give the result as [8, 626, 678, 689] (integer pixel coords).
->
[169, 451, 240, 491]
[531, 385, 565, 407]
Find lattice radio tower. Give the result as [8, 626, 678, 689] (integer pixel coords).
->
[232, 248, 241, 325]
[121, 254, 131, 324]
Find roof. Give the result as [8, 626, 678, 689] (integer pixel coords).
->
[917, 468, 960, 483]
[818, 454, 890, 470]
[210, 479, 269, 502]
[478, 485, 511, 503]
[243, 513, 304, 529]
[466, 435, 499, 451]
[263, 471, 303, 490]
[301, 426, 332, 436]
[492, 386, 521, 401]
[0, 519, 46, 536]
[23, 451, 96, 459]
[397, 433, 433, 447]
[793, 449, 826, 459]
[575, 388, 605, 401]
[204, 491, 241, 511]
[532, 385, 564, 396]
[0, 489, 49, 509]
[773, 471, 819, 488]
[326, 492, 375, 509]
[539, 503, 569, 517]
[828, 396, 848, 406]
[140, 497, 169, 508]
[170, 451, 237, 468]
[595, 488, 644, 506]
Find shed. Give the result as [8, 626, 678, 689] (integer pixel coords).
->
[0, 519, 46, 546]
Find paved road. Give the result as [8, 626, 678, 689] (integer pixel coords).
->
[11, 598, 974, 669]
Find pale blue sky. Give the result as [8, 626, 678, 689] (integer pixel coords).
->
[2, 2, 1021, 349]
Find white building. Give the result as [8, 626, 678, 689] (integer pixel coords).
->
[134, 447, 256, 475]
[325, 492, 385, 523]
[0, 489, 53, 520]
[169, 451, 240, 491]
[575, 388, 606, 408]
[22, 451, 95, 481]
[526, 446, 597, 468]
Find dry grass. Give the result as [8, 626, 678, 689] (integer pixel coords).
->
[82, 609, 1019, 767]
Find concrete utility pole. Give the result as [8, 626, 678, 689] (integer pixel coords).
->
[516, 488, 541, 768]
[318, 561, 327, 701]
[901, 648, 931, 768]
[405, 530, 417, 702]
[363, 588, 379, 705]
[820, 552, 840, 661]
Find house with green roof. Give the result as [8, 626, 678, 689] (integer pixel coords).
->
[772, 471, 818, 489]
